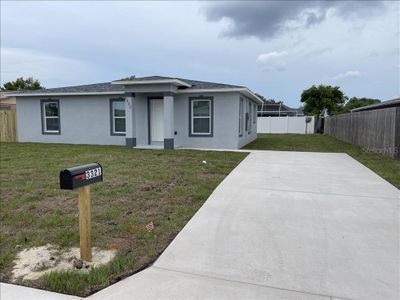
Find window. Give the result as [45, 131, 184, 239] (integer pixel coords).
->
[110, 99, 126, 135]
[41, 100, 60, 134]
[245, 99, 249, 132]
[248, 102, 252, 133]
[253, 103, 256, 123]
[190, 97, 213, 136]
[239, 98, 243, 136]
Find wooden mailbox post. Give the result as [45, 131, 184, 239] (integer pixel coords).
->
[60, 163, 103, 261]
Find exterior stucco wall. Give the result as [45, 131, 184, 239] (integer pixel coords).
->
[16, 95, 125, 145]
[238, 96, 258, 148]
[16, 91, 258, 149]
[125, 83, 177, 94]
[173, 92, 239, 149]
[133, 94, 149, 145]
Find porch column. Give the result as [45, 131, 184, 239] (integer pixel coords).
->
[125, 92, 136, 148]
[163, 92, 174, 149]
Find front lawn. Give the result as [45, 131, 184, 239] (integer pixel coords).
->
[244, 134, 400, 189]
[0, 143, 246, 296]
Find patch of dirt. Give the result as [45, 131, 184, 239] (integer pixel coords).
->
[172, 195, 194, 205]
[42, 195, 77, 213]
[139, 181, 176, 192]
[11, 244, 116, 281]
[108, 238, 131, 251]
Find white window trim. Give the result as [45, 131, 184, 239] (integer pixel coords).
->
[42, 100, 60, 134]
[112, 100, 126, 135]
[191, 99, 212, 135]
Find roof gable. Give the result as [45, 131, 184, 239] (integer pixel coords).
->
[113, 75, 245, 90]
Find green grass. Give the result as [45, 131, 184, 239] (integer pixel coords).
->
[244, 134, 400, 189]
[42, 254, 134, 295]
[0, 142, 246, 296]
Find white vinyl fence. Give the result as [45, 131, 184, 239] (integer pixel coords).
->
[257, 116, 315, 134]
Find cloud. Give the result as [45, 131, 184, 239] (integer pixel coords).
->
[202, 1, 386, 40]
[304, 47, 333, 57]
[256, 51, 288, 71]
[332, 70, 362, 80]
[0, 47, 96, 86]
[0, 1, 397, 104]
[257, 51, 287, 63]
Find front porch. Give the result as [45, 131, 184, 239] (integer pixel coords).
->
[114, 78, 186, 150]
[133, 143, 183, 150]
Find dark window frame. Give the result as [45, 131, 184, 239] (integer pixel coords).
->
[239, 97, 244, 137]
[40, 99, 61, 135]
[244, 98, 249, 133]
[109, 98, 126, 136]
[248, 101, 252, 134]
[189, 96, 214, 137]
[253, 103, 256, 124]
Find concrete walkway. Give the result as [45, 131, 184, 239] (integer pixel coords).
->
[89, 151, 399, 300]
[2, 151, 399, 299]
[0, 283, 80, 300]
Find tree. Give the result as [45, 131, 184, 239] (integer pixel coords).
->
[300, 85, 346, 115]
[1, 77, 43, 91]
[343, 97, 380, 112]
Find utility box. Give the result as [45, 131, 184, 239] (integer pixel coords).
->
[60, 163, 102, 190]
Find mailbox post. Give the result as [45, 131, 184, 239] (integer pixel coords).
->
[60, 163, 103, 261]
[78, 185, 92, 261]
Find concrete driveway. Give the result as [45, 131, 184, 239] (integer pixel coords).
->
[89, 151, 399, 300]
[2, 151, 398, 300]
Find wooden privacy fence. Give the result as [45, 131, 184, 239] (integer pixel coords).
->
[0, 110, 17, 142]
[324, 107, 400, 159]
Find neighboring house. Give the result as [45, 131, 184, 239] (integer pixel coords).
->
[257, 101, 302, 117]
[0, 92, 16, 111]
[293, 107, 304, 116]
[350, 97, 400, 112]
[0, 92, 18, 142]
[10, 76, 262, 149]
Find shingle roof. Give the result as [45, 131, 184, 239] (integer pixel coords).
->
[351, 98, 400, 112]
[12, 76, 245, 95]
[177, 77, 244, 89]
[14, 82, 124, 94]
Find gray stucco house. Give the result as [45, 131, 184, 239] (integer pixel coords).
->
[12, 76, 262, 149]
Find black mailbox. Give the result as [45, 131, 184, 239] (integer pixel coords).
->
[60, 163, 103, 190]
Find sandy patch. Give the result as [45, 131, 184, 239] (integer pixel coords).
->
[11, 244, 116, 281]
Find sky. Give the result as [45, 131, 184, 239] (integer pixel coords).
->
[1, 1, 399, 108]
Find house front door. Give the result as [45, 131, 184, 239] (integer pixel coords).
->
[150, 99, 164, 143]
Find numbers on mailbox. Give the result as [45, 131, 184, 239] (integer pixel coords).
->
[85, 167, 102, 179]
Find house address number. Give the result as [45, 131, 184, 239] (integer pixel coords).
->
[85, 167, 102, 179]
